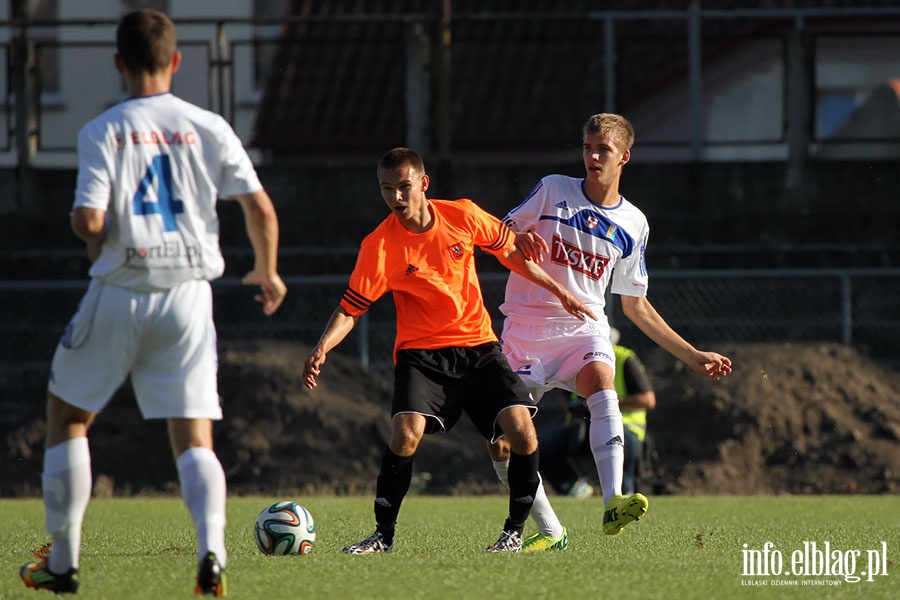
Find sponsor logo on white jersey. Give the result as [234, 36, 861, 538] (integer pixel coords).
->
[125, 241, 200, 267]
[550, 234, 610, 280]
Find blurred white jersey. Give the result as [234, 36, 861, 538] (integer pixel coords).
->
[75, 92, 261, 291]
[500, 174, 649, 321]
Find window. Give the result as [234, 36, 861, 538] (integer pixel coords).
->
[814, 36, 900, 142]
[816, 91, 862, 140]
[12, 0, 58, 95]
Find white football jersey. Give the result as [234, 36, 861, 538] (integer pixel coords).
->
[500, 174, 649, 320]
[74, 92, 262, 291]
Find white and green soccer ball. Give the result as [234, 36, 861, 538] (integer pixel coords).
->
[253, 501, 316, 555]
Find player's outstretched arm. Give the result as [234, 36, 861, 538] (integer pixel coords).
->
[496, 245, 597, 321]
[621, 295, 732, 381]
[302, 307, 359, 390]
[236, 190, 287, 315]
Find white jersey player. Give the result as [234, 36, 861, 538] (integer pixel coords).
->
[501, 173, 649, 325]
[487, 113, 733, 552]
[20, 10, 285, 597]
[76, 93, 263, 292]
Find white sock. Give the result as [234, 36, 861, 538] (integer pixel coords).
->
[491, 458, 509, 487]
[176, 447, 227, 566]
[492, 459, 563, 538]
[586, 390, 625, 504]
[42, 437, 92, 574]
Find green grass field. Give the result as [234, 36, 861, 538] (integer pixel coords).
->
[1, 495, 897, 599]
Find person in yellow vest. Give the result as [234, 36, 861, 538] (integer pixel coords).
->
[610, 328, 656, 495]
[538, 328, 656, 497]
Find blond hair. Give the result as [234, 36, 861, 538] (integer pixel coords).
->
[582, 113, 635, 151]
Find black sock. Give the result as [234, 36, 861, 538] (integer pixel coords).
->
[506, 448, 540, 532]
[373, 446, 413, 542]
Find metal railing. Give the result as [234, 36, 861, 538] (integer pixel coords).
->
[2, 268, 897, 388]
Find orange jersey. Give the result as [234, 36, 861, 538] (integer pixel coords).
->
[341, 199, 515, 360]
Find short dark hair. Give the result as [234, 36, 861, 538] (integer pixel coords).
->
[116, 9, 176, 74]
[377, 147, 425, 176]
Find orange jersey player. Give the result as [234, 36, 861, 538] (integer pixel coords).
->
[342, 197, 514, 359]
[302, 147, 594, 554]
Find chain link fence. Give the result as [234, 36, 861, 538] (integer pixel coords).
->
[199, 268, 900, 379]
[2, 268, 899, 431]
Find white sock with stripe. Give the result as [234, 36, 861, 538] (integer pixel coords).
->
[586, 389, 625, 504]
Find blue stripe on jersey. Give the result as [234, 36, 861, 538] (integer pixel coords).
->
[639, 236, 647, 277]
[580, 180, 624, 209]
[539, 209, 636, 258]
[508, 180, 544, 216]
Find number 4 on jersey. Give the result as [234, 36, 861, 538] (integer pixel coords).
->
[132, 154, 184, 232]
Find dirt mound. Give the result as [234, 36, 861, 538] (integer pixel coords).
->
[3, 340, 898, 496]
[2, 340, 494, 497]
[644, 342, 900, 494]
[214, 340, 492, 495]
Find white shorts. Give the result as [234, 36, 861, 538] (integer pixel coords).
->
[48, 279, 221, 420]
[500, 316, 615, 401]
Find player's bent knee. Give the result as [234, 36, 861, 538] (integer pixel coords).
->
[500, 423, 538, 455]
[389, 427, 424, 455]
[488, 439, 511, 461]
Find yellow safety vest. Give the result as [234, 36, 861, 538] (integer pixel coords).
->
[614, 345, 648, 442]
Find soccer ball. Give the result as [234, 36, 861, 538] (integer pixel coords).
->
[253, 501, 316, 555]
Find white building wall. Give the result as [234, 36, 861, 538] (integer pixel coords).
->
[3, 0, 260, 168]
[1, 5, 898, 167]
[629, 35, 900, 163]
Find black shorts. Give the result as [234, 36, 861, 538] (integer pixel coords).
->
[392, 342, 537, 443]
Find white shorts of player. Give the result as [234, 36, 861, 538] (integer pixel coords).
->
[48, 278, 221, 420]
[500, 315, 615, 402]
